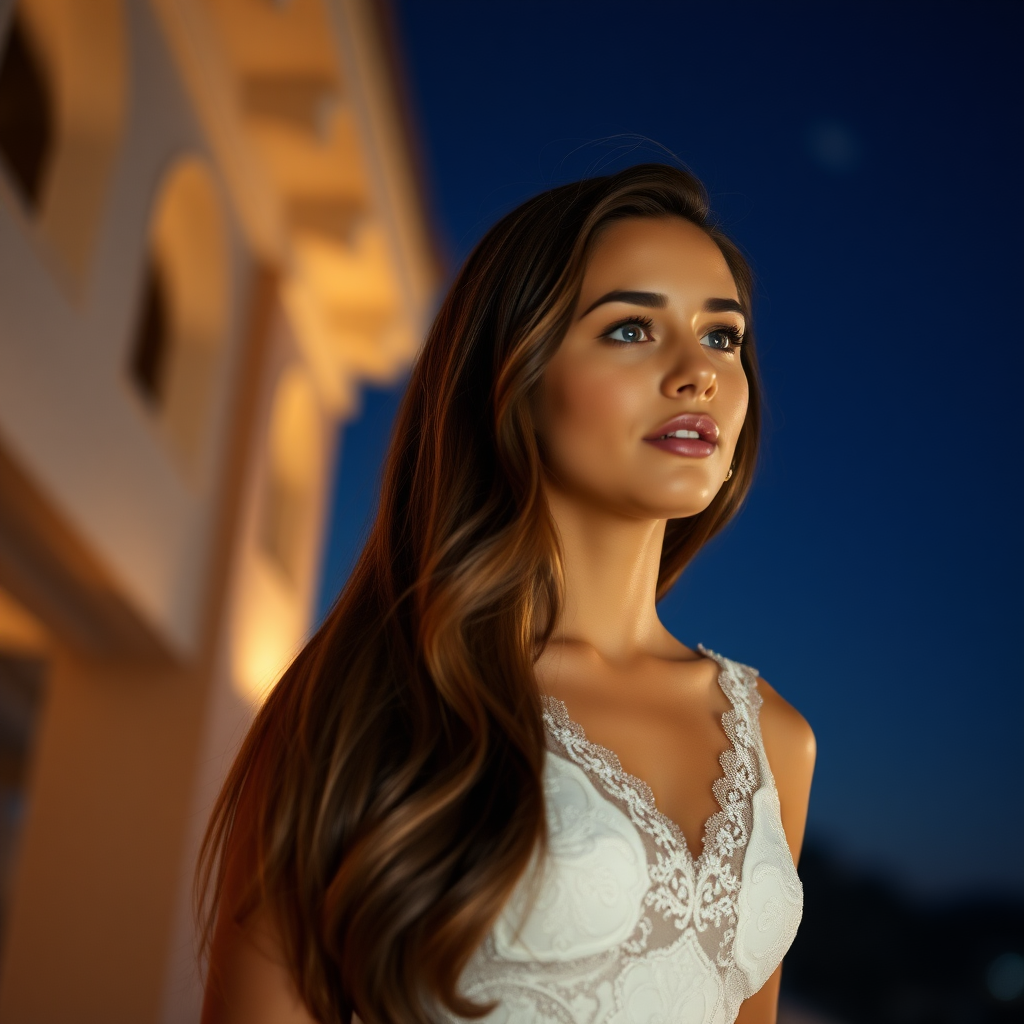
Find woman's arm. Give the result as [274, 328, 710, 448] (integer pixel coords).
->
[201, 900, 321, 1024]
[200, 793, 323, 1024]
[734, 676, 817, 1024]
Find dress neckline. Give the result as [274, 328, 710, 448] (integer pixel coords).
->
[539, 644, 751, 873]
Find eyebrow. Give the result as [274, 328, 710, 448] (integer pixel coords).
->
[579, 290, 747, 320]
[703, 297, 747, 318]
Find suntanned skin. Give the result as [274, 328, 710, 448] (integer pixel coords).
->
[202, 216, 815, 1023]
[532, 215, 816, 1023]
[201, 795, 316, 1024]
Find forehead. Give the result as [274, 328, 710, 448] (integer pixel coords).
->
[580, 216, 739, 304]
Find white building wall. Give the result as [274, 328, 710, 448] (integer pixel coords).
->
[0, 0, 251, 660]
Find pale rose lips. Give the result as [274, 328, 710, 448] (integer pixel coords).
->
[643, 413, 719, 459]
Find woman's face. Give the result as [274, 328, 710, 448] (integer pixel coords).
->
[534, 215, 749, 520]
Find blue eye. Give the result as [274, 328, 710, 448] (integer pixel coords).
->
[701, 326, 744, 351]
[604, 317, 653, 345]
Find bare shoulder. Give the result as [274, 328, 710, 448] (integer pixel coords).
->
[752, 675, 816, 863]
[202, 901, 318, 1024]
[754, 676, 816, 770]
[201, 796, 320, 1024]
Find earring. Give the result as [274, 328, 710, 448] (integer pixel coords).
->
[725, 465, 734, 481]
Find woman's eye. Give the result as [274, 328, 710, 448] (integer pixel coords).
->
[701, 328, 742, 351]
[605, 322, 650, 344]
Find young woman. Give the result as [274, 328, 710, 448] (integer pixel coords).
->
[197, 164, 816, 1024]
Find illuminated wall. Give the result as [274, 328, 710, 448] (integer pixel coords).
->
[0, 0, 437, 1020]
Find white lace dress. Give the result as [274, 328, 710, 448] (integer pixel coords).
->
[444, 646, 803, 1024]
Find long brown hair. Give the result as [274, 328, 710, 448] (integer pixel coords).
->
[196, 163, 763, 1023]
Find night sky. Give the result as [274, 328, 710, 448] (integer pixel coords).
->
[317, 0, 1024, 900]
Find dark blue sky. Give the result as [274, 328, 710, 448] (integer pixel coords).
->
[318, 0, 1024, 900]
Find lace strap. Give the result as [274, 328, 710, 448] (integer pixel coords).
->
[696, 644, 760, 708]
[702, 648, 780, 797]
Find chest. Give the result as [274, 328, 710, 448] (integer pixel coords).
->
[534, 657, 734, 860]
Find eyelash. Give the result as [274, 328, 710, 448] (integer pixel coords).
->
[601, 316, 746, 351]
[704, 324, 746, 352]
[603, 315, 656, 345]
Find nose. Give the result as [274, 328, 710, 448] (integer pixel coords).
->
[661, 339, 718, 401]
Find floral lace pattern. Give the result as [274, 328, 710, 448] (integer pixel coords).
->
[447, 648, 803, 1024]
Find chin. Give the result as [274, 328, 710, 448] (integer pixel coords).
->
[654, 482, 721, 519]
[634, 496, 717, 521]
[665, 504, 715, 521]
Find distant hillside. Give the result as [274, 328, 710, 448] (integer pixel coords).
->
[782, 840, 1024, 1024]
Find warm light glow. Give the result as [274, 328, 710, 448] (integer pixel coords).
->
[231, 364, 323, 704]
[19, 0, 126, 286]
[267, 366, 321, 490]
[0, 585, 48, 654]
[231, 554, 306, 703]
[146, 155, 230, 477]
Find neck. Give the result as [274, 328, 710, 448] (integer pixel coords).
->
[543, 482, 673, 664]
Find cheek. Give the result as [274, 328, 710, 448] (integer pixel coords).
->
[725, 371, 750, 449]
[537, 358, 639, 462]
